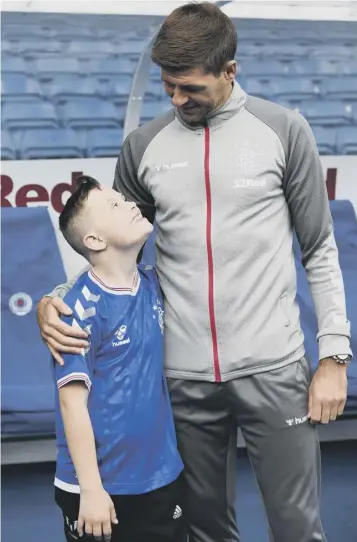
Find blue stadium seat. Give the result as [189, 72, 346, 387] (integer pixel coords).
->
[238, 59, 291, 77]
[46, 75, 99, 103]
[62, 97, 119, 129]
[2, 100, 58, 130]
[34, 57, 82, 78]
[87, 128, 123, 157]
[20, 128, 83, 159]
[337, 127, 357, 155]
[259, 43, 308, 59]
[324, 77, 357, 101]
[311, 126, 337, 155]
[116, 40, 145, 57]
[146, 80, 166, 100]
[311, 45, 353, 60]
[12, 40, 64, 55]
[1, 55, 28, 75]
[140, 101, 172, 123]
[67, 40, 116, 57]
[1, 130, 16, 160]
[271, 77, 320, 101]
[240, 79, 272, 100]
[107, 77, 133, 103]
[340, 60, 357, 75]
[299, 101, 353, 126]
[1, 74, 42, 102]
[290, 59, 340, 77]
[90, 58, 134, 77]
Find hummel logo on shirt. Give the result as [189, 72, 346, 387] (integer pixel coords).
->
[173, 505, 182, 519]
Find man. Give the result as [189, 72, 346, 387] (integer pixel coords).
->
[52, 176, 185, 542]
[37, 3, 352, 542]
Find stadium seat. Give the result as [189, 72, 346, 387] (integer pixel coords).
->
[146, 80, 166, 100]
[259, 43, 308, 59]
[1, 130, 16, 160]
[1, 55, 28, 75]
[238, 59, 291, 78]
[2, 100, 58, 130]
[34, 57, 83, 79]
[290, 59, 340, 77]
[311, 126, 337, 155]
[20, 128, 83, 159]
[1, 74, 43, 102]
[87, 128, 124, 157]
[62, 97, 120, 129]
[90, 57, 134, 78]
[107, 77, 133, 102]
[323, 77, 357, 101]
[46, 75, 100, 103]
[311, 45, 353, 60]
[337, 127, 357, 155]
[240, 79, 272, 100]
[11, 39, 64, 56]
[116, 40, 146, 57]
[340, 60, 357, 75]
[67, 40, 116, 57]
[271, 77, 320, 102]
[2, 206, 67, 437]
[299, 101, 353, 126]
[140, 101, 172, 123]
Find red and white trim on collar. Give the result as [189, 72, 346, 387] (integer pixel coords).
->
[88, 269, 140, 296]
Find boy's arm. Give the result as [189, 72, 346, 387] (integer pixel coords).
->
[55, 315, 118, 538]
[59, 382, 102, 491]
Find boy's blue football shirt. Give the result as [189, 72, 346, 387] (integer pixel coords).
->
[54, 264, 183, 495]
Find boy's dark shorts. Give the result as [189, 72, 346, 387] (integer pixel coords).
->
[55, 472, 187, 542]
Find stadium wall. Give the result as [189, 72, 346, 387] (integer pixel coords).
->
[2, 0, 357, 21]
[1, 156, 357, 278]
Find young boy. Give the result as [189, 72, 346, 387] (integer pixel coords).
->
[53, 176, 185, 542]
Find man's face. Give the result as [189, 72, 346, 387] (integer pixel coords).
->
[83, 186, 153, 252]
[162, 65, 236, 126]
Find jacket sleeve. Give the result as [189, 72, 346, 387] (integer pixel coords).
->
[47, 265, 90, 299]
[113, 137, 156, 224]
[283, 113, 352, 361]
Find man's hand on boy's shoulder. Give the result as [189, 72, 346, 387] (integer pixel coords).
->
[78, 486, 118, 541]
[37, 296, 89, 365]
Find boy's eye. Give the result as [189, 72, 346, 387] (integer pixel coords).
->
[113, 202, 119, 208]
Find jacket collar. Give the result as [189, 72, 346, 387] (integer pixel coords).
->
[175, 80, 247, 132]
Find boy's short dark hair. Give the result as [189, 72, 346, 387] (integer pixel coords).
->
[59, 175, 100, 258]
[151, 2, 237, 76]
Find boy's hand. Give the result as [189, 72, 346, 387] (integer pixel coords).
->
[78, 487, 118, 541]
[37, 296, 89, 365]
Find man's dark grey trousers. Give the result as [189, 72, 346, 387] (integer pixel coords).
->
[168, 357, 326, 542]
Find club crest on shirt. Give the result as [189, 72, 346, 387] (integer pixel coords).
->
[112, 325, 131, 347]
[153, 300, 164, 335]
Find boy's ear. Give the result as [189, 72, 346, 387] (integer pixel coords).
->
[83, 233, 107, 252]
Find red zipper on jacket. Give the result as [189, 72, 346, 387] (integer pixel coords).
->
[204, 126, 221, 382]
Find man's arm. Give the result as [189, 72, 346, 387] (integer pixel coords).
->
[284, 113, 352, 360]
[284, 113, 351, 423]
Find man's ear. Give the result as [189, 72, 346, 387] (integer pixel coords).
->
[83, 233, 107, 252]
[224, 60, 237, 81]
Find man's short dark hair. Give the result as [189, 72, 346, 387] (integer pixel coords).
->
[59, 175, 100, 258]
[151, 2, 237, 76]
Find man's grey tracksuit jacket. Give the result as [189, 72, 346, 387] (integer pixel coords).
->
[53, 81, 352, 382]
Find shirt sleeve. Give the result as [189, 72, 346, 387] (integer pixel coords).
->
[55, 313, 97, 391]
[284, 113, 352, 360]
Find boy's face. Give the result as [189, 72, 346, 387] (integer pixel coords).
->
[83, 186, 153, 252]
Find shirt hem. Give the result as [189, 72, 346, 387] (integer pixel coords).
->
[54, 464, 183, 496]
